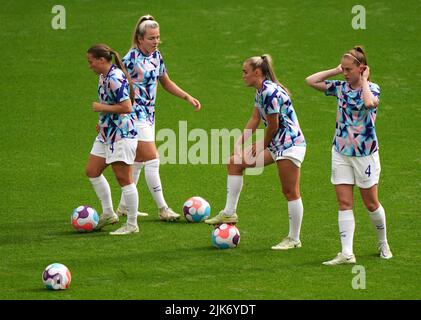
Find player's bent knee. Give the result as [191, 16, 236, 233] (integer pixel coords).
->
[85, 167, 101, 178]
[227, 162, 245, 175]
[282, 188, 300, 201]
[365, 202, 380, 212]
[114, 175, 132, 187]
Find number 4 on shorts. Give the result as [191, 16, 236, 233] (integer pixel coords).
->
[365, 165, 371, 177]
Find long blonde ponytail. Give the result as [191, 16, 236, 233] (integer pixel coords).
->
[246, 54, 290, 95]
[131, 14, 160, 48]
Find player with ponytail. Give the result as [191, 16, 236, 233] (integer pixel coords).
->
[205, 54, 307, 252]
[306, 46, 393, 264]
[116, 15, 202, 222]
[85, 44, 140, 235]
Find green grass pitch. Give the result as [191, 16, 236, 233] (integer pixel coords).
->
[0, 0, 420, 300]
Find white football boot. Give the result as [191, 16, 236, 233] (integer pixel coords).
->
[322, 252, 356, 266]
[271, 237, 302, 250]
[204, 210, 238, 225]
[95, 212, 119, 230]
[109, 223, 139, 235]
[159, 207, 180, 221]
[116, 205, 149, 217]
[379, 242, 393, 259]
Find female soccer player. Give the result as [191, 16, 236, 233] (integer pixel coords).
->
[305, 46, 393, 265]
[86, 44, 139, 235]
[205, 55, 307, 251]
[116, 14, 201, 222]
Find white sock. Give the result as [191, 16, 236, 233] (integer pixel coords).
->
[287, 198, 303, 241]
[144, 159, 167, 209]
[223, 175, 243, 215]
[368, 204, 387, 244]
[118, 161, 144, 209]
[89, 175, 114, 215]
[121, 183, 138, 227]
[338, 210, 355, 256]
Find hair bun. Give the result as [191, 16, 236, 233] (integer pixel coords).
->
[140, 15, 155, 23]
[354, 46, 365, 53]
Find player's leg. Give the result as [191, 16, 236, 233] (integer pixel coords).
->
[139, 141, 166, 205]
[138, 140, 180, 221]
[107, 139, 140, 235]
[116, 150, 146, 217]
[354, 152, 392, 259]
[109, 161, 139, 235]
[116, 121, 151, 217]
[323, 184, 357, 265]
[323, 148, 356, 265]
[271, 159, 303, 250]
[205, 147, 274, 225]
[131, 121, 179, 221]
[335, 184, 356, 255]
[86, 142, 117, 229]
[359, 186, 392, 258]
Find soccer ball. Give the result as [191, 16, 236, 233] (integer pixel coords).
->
[183, 196, 211, 223]
[71, 205, 99, 232]
[42, 263, 71, 290]
[211, 223, 240, 249]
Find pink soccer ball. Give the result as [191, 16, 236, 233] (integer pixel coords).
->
[183, 196, 211, 223]
[212, 223, 240, 249]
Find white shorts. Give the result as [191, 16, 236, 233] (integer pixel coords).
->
[135, 119, 155, 142]
[331, 147, 381, 188]
[90, 138, 137, 165]
[269, 146, 306, 168]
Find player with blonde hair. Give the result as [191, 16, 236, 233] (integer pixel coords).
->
[117, 15, 202, 222]
[205, 54, 307, 251]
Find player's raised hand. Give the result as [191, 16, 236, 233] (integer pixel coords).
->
[361, 65, 370, 81]
[335, 64, 343, 74]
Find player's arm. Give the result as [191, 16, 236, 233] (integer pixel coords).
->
[92, 99, 132, 114]
[263, 114, 279, 149]
[305, 65, 343, 91]
[159, 73, 201, 111]
[249, 113, 278, 157]
[234, 108, 261, 154]
[361, 66, 379, 108]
